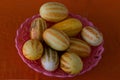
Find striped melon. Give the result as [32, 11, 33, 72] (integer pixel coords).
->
[39, 2, 68, 22]
[43, 28, 70, 51]
[81, 26, 103, 46]
[67, 38, 91, 57]
[60, 52, 83, 74]
[41, 46, 59, 71]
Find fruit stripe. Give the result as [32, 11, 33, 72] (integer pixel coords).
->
[60, 54, 71, 73]
[39, 18, 47, 32]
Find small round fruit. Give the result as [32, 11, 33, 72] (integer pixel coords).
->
[22, 39, 43, 60]
[81, 26, 103, 46]
[41, 46, 59, 71]
[43, 28, 70, 51]
[39, 2, 68, 22]
[60, 52, 83, 74]
[67, 38, 91, 57]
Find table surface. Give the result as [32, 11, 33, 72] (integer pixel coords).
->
[0, 0, 120, 79]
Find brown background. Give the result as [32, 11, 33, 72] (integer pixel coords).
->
[0, 0, 120, 80]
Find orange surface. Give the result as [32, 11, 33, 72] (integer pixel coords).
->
[0, 0, 120, 79]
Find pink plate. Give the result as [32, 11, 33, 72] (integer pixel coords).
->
[15, 13, 104, 77]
